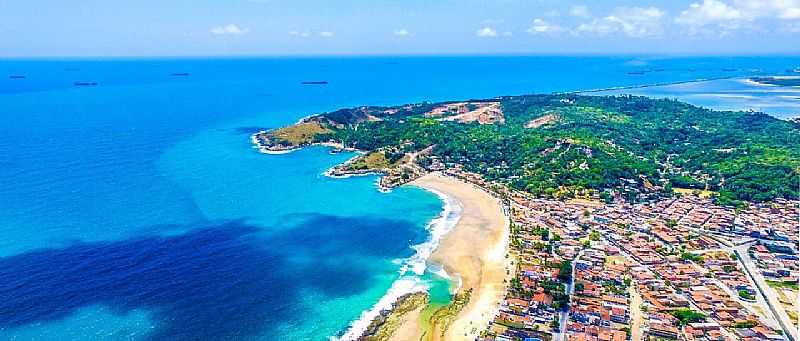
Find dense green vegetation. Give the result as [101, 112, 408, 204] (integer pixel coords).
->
[734, 321, 758, 329]
[680, 252, 704, 263]
[296, 94, 799, 204]
[668, 308, 706, 325]
[766, 280, 799, 290]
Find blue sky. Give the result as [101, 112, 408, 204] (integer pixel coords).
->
[1, 0, 799, 57]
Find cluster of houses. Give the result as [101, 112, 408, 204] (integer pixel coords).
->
[476, 200, 576, 341]
[750, 242, 798, 281]
[567, 245, 631, 341]
[734, 199, 796, 243]
[441, 169, 797, 341]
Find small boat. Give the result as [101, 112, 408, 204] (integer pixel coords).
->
[721, 68, 737, 72]
[171, 72, 190, 76]
[627, 71, 646, 75]
[73, 82, 98, 86]
[301, 81, 328, 85]
[8, 75, 26, 79]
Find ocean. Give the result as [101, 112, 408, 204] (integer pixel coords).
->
[0, 56, 798, 340]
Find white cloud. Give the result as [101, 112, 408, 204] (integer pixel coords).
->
[675, 0, 800, 35]
[476, 26, 498, 37]
[289, 30, 311, 38]
[732, 0, 800, 19]
[319, 31, 334, 37]
[575, 6, 665, 38]
[574, 19, 617, 36]
[393, 28, 410, 37]
[675, 0, 743, 30]
[570, 5, 591, 18]
[527, 18, 563, 34]
[607, 7, 665, 37]
[783, 7, 800, 18]
[210, 24, 248, 35]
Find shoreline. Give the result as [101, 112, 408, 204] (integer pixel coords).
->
[334, 179, 463, 341]
[335, 172, 510, 341]
[570, 75, 740, 94]
[405, 173, 511, 341]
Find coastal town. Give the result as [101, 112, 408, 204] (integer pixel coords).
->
[444, 168, 799, 341]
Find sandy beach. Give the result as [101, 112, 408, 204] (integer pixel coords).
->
[396, 173, 510, 341]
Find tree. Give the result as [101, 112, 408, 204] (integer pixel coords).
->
[668, 309, 706, 326]
[558, 261, 573, 281]
[550, 316, 560, 331]
[734, 321, 758, 328]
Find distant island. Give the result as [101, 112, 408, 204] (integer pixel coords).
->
[750, 76, 800, 87]
[253, 93, 799, 206]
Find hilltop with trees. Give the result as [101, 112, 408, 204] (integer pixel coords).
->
[254, 94, 799, 205]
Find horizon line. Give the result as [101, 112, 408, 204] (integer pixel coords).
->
[3, 51, 800, 60]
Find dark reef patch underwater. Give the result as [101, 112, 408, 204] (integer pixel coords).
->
[0, 214, 424, 340]
[234, 126, 268, 135]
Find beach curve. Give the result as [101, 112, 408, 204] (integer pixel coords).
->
[408, 172, 511, 341]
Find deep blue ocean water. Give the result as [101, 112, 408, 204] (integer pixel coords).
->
[0, 56, 798, 340]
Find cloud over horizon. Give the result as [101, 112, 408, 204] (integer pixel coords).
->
[476, 26, 498, 37]
[210, 24, 248, 35]
[3, 0, 799, 57]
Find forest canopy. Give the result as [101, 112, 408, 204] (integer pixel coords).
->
[266, 94, 800, 204]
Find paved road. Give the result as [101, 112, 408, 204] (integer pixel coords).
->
[681, 227, 795, 340]
[554, 250, 580, 341]
[734, 242, 798, 341]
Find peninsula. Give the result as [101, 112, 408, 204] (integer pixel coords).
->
[253, 93, 799, 206]
[253, 93, 799, 341]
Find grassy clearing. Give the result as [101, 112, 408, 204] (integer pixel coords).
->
[605, 255, 626, 266]
[673, 187, 717, 198]
[347, 151, 393, 171]
[420, 290, 471, 341]
[270, 121, 331, 145]
[786, 310, 798, 325]
[767, 280, 799, 291]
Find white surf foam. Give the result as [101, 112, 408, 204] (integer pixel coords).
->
[400, 189, 462, 277]
[249, 132, 299, 154]
[331, 276, 428, 341]
[332, 187, 463, 341]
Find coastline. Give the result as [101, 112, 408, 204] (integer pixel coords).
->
[407, 172, 511, 341]
[570, 75, 740, 94]
[336, 172, 510, 341]
[334, 179, 463, 341]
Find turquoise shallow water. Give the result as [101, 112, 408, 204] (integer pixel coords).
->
[0, 56, 798, 340]
[594, 77, 800, 119]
